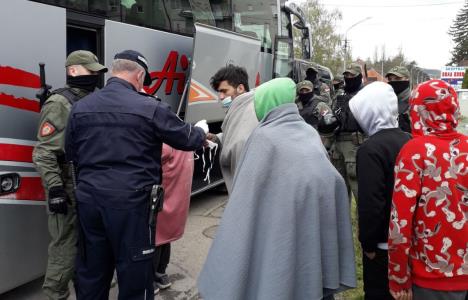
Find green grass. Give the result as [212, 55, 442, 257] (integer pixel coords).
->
[339, 198, 365, 300]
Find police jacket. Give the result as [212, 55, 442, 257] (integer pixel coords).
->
[66, 77, 205, 191]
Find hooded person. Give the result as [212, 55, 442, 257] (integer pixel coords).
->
[349, 82, 411, 300]
[388, 80, 468, 300]
[198, 77, 357, 300]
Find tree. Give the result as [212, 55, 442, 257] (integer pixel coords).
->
[449, 0, 468, 64]
[294, 0, 345, 75]
[463, 70, 468, 89]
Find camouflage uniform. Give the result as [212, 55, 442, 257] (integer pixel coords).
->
[32, 51, 106, 300]
[325, 63, 365, 199]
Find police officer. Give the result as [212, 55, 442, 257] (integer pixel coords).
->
[66, 50, 207, 299]
[32, 50, 107, 300]
[296, 80, 331, 129]
[322, 63, 364, 199]
[385, 66, 412, 133]
[305, 66, 332, 105]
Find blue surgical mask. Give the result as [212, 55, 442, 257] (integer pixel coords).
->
[222, 96, 233, 108]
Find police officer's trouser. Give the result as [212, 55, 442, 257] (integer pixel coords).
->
[74, 187, 154, 300]
[43, 189, 77, 300]
[330, 133, 362, 200]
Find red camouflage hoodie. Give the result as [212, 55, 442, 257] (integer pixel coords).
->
[388, 80, 468, 292]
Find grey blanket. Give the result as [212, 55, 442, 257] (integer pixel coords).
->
[198, 104, 356, 300]
[219, 91, 259, 193]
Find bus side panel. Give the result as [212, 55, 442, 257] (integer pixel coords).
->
[185, 23, 262, 124]
[104, 20, 193, 111]
[258, 52, 274, 86]
[0, 0, 66, 293]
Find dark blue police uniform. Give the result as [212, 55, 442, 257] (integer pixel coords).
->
[66, 76, 205, 300]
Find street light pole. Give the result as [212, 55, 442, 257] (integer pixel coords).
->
[343, 16, 372, 71]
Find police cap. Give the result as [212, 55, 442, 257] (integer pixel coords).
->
[114, 50, 152, 86]
[65, 50, 107, 73]
[343, 63, 362, 76]
[385, 66, 410, 79]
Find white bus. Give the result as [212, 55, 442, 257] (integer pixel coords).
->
[0, 0, 312, 293]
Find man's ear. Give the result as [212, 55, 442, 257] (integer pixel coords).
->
[237, 84, 245, 94]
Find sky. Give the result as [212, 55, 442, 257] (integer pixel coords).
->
[304, 0, 466, 70]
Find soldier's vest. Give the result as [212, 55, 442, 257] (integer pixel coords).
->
[333, 90, 361, 133]
[46, 88, 84, 167]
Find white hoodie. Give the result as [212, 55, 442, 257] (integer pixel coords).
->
[349, 81, 399, 136]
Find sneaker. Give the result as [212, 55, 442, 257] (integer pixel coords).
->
[153, 284, 160, 295]
[155, 273, 172, 289]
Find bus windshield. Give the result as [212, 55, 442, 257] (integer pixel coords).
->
[232, 1, 278, 52]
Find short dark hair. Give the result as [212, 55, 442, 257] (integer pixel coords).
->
[210, 64, 250, 92]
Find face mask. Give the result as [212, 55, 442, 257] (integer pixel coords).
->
[344, 74, 362, 93]
[67, 75, 99, 92]
[222, 96, 233, 108]
[388, 80, 410, 95]
[298, 92, 314, 104]
[306, 72, 317, 82]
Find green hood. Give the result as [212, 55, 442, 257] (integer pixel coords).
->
[254, 78, 296, 121]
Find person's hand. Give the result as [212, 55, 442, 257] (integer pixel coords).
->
[390, 289, 412, 300]
[48, 186, 68, 215]
[195, 119, 209, 134]
[364, 251, 376, 260]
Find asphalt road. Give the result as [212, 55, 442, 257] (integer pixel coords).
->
[0, 188, 228, 300]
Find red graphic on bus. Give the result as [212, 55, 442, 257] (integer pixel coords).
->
[0, 65, 41, 113]
[145, 51, 189, 96]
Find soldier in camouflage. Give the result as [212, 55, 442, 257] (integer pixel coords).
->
[296, 80, 332, 130]
[32, 50, 107, 300]
[305, 65, 332, 106]
[320, 63, 365, 199]
[385, 66, 412, 133]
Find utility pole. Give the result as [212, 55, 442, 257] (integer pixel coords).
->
[343, 38, 348, 71]
[343, 17, 372, 72]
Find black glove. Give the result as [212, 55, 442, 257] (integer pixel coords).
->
[318, 112, 340, 134]
[48, 186, 68, 215]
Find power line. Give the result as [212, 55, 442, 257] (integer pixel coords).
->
[321, 1, 464, 8]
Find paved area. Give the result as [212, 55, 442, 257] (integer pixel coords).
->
[0, 189, 228, 300]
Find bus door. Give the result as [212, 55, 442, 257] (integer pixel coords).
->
[0, 0, 66, 293]
[67, 12, 105, 87]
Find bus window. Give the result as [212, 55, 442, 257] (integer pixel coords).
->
[274, 37, 293, 78]
[36, 0, 121, 20]
[164, 0, 195, 34]
[121, 0, 171, 31]
[233, 1, 277, 52]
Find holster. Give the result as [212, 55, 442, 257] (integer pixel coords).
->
[148, 185, 164, 244]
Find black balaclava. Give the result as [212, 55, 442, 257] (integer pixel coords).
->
[344, 73, 362, 93]
[305, 69, 317, 83]
[388, 80, 410, 95]
[298, 91, 314, 105]
[67, 75, 99, 92]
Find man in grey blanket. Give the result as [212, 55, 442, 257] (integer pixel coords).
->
[198, 78, 357, 300]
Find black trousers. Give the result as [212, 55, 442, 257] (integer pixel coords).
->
[362, 249, 393, 300]
[153, 243, 171, 274]
[74, 188, 154, 300]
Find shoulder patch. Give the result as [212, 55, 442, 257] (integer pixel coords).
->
[40, 121, 56, 137]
